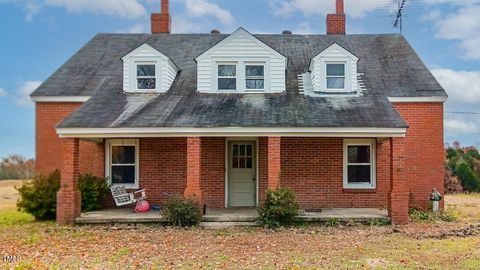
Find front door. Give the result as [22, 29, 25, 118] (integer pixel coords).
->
[228, 141, 256, 207]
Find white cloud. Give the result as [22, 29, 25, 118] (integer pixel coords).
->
[45, 0, 146, 19]
[0, 88, 6, 97]
[24, 1, 42, 22]
[120, 23, 146, 33]
[422, 2, 480, 60]
[422, 0, 480, 5]
[1, 0, 147, 20]
[445, 118, 479, 134]
[183, 0, 234, 26]
[172, 17, 203, 33]
[432, 68, 480, 106]
[16, 81, 42, 107]
[432, 68, 480, 138]
[268, 0, 396, 19]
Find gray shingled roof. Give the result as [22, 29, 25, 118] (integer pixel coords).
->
[31, 33, 447, 129]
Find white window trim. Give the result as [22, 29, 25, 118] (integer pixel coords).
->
[326, 62, 346, 91]
[105, 139, 140, 189]
[321, 60, 352, 93]
[213, 57, 270, 93]
[135, 62, 157, 92]
[217, 62, 238, 91]
[343, 139, 376, 189]
[245, 63, 265, 91]
[134, 61, 160, 92]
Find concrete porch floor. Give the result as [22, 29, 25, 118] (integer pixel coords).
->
[75, 208, 389, 224]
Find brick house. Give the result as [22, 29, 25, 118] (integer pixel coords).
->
[31, 0, 447, 225]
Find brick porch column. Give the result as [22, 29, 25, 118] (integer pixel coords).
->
[389, 137, 409, 225]
[184, 137, 203, 204]
[267, 137, 281, 190]
[57, 138, 81, 225]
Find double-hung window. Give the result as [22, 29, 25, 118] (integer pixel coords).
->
[218, 64, 237, 91]
[106, 139, 139, 189]
[245, 64, 265, 90]
[136, 63, 156, 90]
[343, 139, 376, 189]
[326, 63, 346, 91]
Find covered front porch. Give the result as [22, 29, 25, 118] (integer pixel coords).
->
[75, 207, 389, 225]
[56, 130, 409, 225]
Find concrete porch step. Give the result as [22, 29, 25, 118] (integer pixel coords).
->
[200, 221, 259, 229]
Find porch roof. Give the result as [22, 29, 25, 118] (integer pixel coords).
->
[56, 126, 406, 138]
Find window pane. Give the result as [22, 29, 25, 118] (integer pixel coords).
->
[246, 157, 253, 168]
[246, 65, 264, 76]
[348, 146, 370, 163]
[137, 78, 156, 89]
[218, 65, 236, 76]
[246, 79, 264, 89]
[327, 77, 345, 89]
[112, 146, 135, 164]
[246, 145, 252, 156]
[240, 145, 245, 156]
[327, 64, 345, 76]
[112, 166, 135, 184]
[233, 145, 239, 156]
[137, 65, 155, 77]
[218, 78, 236, 90]
[347, 165, 371, 183]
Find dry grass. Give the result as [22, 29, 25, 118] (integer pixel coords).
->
[446, 193, 480, 221]
[1, 181, 480, 269]
[0, 179, 27, 211]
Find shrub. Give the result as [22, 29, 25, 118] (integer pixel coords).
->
[409, 208, 458, 223]
[79, 174, 109, 212]
[258, 188, 300, 228]
[16, 170, 60, 220]
[163, 196, 202, 227]
[444, 167, 463, 194]
[366, 218, 390, 226]
[324, 217, 340, 227]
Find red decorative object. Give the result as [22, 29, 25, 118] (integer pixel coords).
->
[135, 200, 150, 213]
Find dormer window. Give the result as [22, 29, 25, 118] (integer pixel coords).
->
[195, 28, 287, 93]
[136, 63, 156, 90]
[122, 43, 179, 93]
[326, 63, 346, 90]
[246, 64, 265, 90]
[309, 43, 359, 94]
[218, 64, 237, 91]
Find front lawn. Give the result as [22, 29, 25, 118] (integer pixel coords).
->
[1, 180, 479, 269]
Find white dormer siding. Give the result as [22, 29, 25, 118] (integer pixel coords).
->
[196, 28, 287, 93]
[122, 43, 179, 93]
[310, 43, 359, 94]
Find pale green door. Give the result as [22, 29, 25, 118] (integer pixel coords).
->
[228, 142, 256, 207]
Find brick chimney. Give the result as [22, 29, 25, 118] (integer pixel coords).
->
[327, 0, 346, 35]
[151, 0, 171, 34]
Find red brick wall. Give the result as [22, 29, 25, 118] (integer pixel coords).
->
[137, 138, 187, 206]
[35, 102, 104, 178]
[200, 138, 226, 208]
[258, 138, 268, 204]
[280, 138, 391, 209]
[393, 102, 445, 210]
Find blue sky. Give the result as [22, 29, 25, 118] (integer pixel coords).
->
[0, 0, 479, 159]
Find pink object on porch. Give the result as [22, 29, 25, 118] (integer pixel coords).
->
[135, 200, 150, 213]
